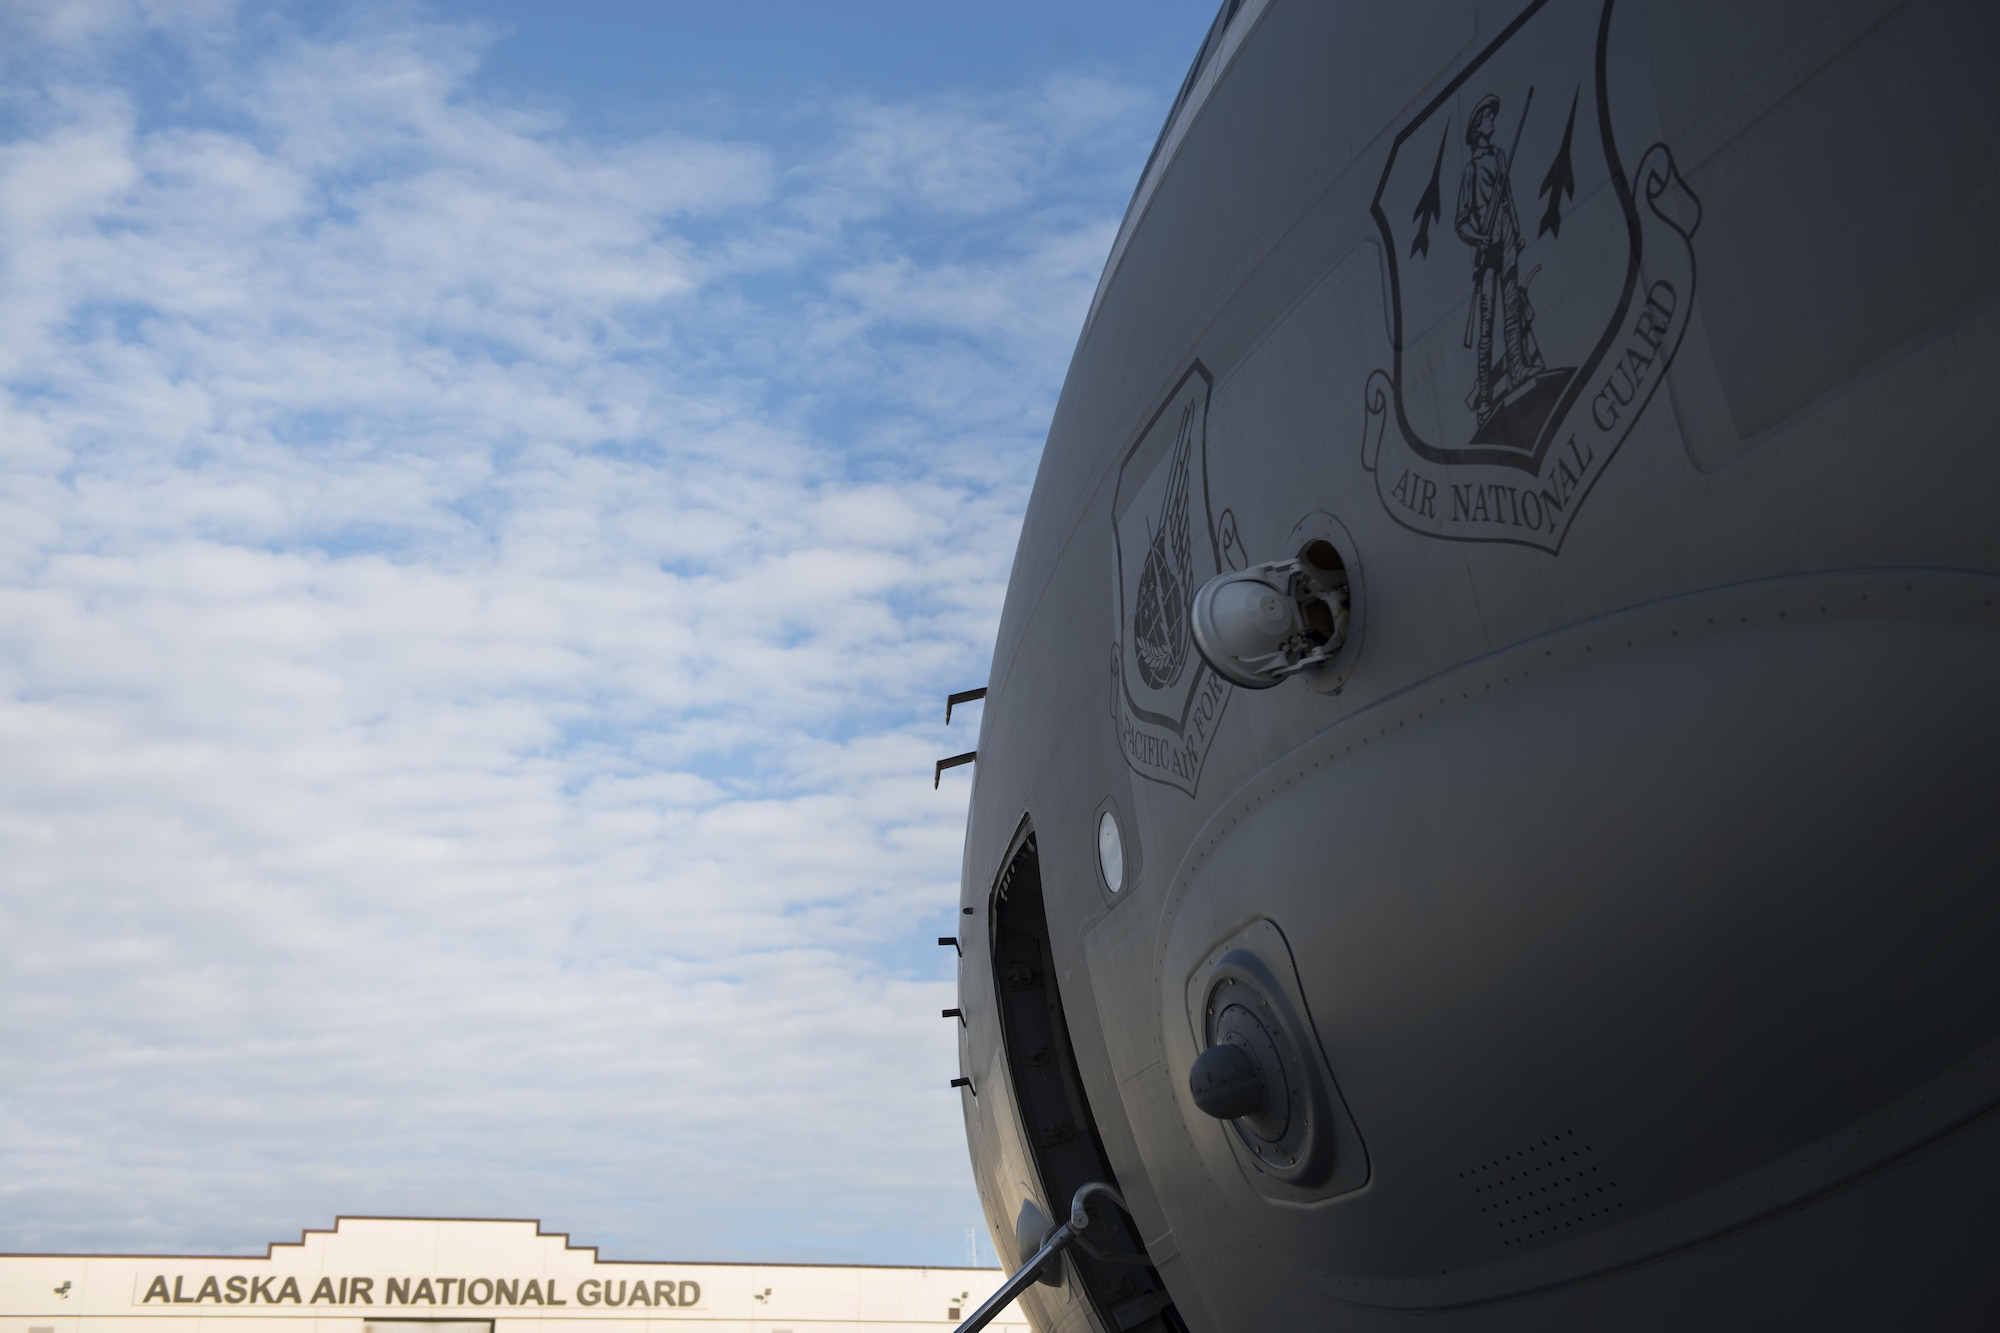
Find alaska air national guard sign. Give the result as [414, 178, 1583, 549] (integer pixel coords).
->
[1361, 0, 1702, 552]
[1112, 364, 1240, 796]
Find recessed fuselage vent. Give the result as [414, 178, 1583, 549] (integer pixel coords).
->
[1462, 1129, 1623, 1248]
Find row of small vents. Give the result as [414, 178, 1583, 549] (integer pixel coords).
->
[1462, 1129, 1623, 1246]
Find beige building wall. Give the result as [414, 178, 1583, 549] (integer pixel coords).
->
[0, 1218, 1023, 1333]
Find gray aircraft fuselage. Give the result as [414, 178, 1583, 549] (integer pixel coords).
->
[948, 0, 2000, 1328]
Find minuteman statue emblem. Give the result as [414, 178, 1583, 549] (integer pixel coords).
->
[1112, 363, 1241, 797]
[1361, 0, 1703, 551]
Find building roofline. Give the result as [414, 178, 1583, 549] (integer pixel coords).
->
[0, 1216, 999, 1272]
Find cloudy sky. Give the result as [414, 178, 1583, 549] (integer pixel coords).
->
[0, 0, 1218, 1266]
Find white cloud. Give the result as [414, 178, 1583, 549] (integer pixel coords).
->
[0, 2, 1155, 1263]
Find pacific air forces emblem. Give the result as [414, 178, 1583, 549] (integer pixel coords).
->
[1361, 0, 1703, 551]
[1112, 364, 1242, 797]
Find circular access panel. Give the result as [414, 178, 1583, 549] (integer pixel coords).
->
[1202, 952, 1336, 1186]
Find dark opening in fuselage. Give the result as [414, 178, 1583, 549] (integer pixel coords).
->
[991, 829, 1186, 1333]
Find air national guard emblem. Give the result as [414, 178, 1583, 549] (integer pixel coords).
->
[1361, 0, 1703, 552]
[1112, 364, 1242, 797]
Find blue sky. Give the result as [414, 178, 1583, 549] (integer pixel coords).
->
[0, 0, 1219, 1267]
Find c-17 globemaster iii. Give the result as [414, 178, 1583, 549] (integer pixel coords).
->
[938, 0, 2000, 1329]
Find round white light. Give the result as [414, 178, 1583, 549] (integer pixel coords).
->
[1097, 810, 1125, 894]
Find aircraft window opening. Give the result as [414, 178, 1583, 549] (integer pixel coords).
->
[1097, 811, 1125, 894]
[990, 832, 1187, 1333]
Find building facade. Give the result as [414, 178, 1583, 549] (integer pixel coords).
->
[1, 1219, 1020, 1333]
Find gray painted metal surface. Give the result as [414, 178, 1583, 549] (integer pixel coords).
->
[951, 0, 2000, 1328]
